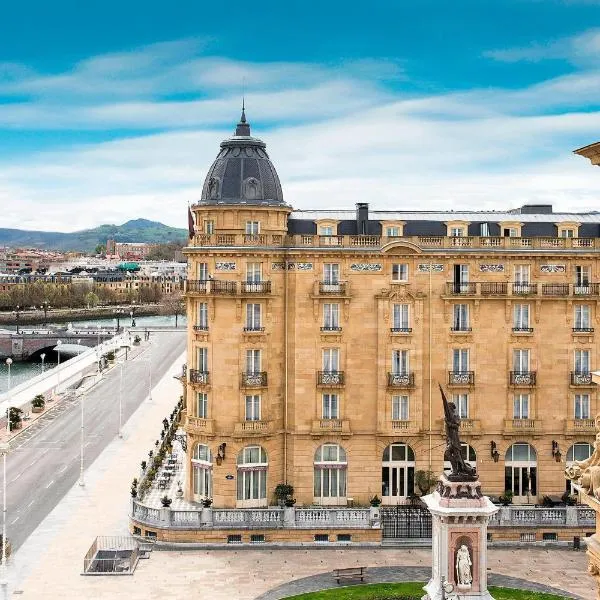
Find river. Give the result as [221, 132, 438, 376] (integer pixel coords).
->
[0, 314, 187, 394]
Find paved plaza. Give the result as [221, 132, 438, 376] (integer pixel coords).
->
[5, 351, 595, 600]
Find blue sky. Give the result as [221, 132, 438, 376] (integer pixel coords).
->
[1, 0, 600, 231]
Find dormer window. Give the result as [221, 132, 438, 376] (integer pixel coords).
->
[556, 222, 580, 239]
[479, 223, 490, 237]
[320, 226, 333, 236]
[503, 228, 518, 237]
[387, 226, 401, 238]
[450, 227, 465, 237]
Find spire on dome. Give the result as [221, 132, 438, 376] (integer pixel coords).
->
[235, 100, 250, 136]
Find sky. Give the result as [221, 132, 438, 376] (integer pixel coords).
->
[1, 0, 600, 232]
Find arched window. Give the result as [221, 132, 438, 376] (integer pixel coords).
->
[314, 444, 347, 505]
[505, 443, 537, 499]
[444, 443, 477, 476]
[236, 446, 268, 507]
[381, 443, 415, 503]
[192, 444, 212, 500]
[566, 443, 593, 493]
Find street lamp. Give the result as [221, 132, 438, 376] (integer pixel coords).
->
[42, 300, 50, 326]
[118, 360, 124, 439]
[4, 359, 11, 395]
[40, 353, 46, 374]
[56, 340, 62, 393]
[130, 303, 136, 328]
[79, 391, 85, 486]
[114, 309, 124, 333]
[13, 305, 20, 335]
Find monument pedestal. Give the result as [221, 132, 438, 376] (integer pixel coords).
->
[422, 475, 499, 600]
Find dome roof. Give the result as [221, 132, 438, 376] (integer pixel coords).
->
[199, 109, 286, 206]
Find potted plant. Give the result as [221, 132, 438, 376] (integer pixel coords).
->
[133, 335, 141, 345]
[105, 350, 115, 363]
[284, 497, 296, 507]
[274, 483, 294, 507]
[8, 407, 23, 431]
[369, 494, 382, 507]
[176, 481, 184, 499]
[130, 486, 137, 498]
[201, 497, 213, 508]
[31, 394, 45, 413]
[499, 490, 513, 506]
[140, 460, 147, 471]
[161, 495, 172, 508]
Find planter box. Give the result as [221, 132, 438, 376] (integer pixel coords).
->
[31, 406, 44, 413]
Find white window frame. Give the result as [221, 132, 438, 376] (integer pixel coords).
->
[513, 304, 530, 330]
[381, 443, 415, 502]
[450, 227, 465, 237]
[452, 304, 469, 330]
[392, 263, 408, 282]
[314, 444, 347, 505]
[323, 263, 340, 284]
[453, 393, 469, 419]
[513, 393, 530, 419]
[323, 303, 340, 329]
[246, 349, 261, 374]
[246, 303, 261, 330]
[391, 395, 409, 421]
[197, 262, 209, 281]
[245, 221, 260, 235]
[322, 348, 340, 372]
[320, 225, 334, 236]
[452, 349, 469, 373]
[392, 349, 409, 375]
[237, 446, 268, 507]
[575, 350, 590, 374]
[197, 347, 208, 372]
[246, 262, 262, 283]
[204, 220, 214, 235]
[192, 444, 212, 499]
[198, 302, 208, 329]
[575, 304, 591, 330]
[513, 349, 530, 373]
[245, 394, 261, 421]
[505, 443, 537, 498]
[197, 392, 208, 419]
[575, 394, 590, 420]
[386, 226, 400, 237]
[322, 393, 339, 419]
[393, 304, 409, 330]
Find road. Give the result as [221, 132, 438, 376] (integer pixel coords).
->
[5, 331, 186, 551]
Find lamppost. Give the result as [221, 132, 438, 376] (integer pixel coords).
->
[130, 303, 136, 328]
[4, 360, 11, 395]
[114, 309, 124, 333]
[40, 353, 46, 374]
[118, 361, 124, 439]
[42, 300, 50, 325]
[79, 390, 85, 486]
[56, 340, 62, 393]
[13, 305, 20, 335]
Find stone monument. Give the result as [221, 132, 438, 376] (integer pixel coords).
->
[422, 386, 498, 600]
[565, 414, 600, 599]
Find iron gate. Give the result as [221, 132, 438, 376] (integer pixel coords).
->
[381, 505, 432, 539]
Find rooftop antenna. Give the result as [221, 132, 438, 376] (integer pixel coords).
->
[241, 76, 246, 123]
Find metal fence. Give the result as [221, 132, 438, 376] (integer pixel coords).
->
[83, 536, 139, 575]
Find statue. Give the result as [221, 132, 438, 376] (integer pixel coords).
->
[456, 544, 473, 587]
[565, 428, 600, 499]
[440, 384, 477, 481]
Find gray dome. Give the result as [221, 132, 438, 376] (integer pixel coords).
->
[199, 110, 286, 206]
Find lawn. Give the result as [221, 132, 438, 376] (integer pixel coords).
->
[282, 582, 572, 600]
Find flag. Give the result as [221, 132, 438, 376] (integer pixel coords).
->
[188, 204, 195, 239]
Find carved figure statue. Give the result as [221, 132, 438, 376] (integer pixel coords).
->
[456, 544, 473, 586]
[208, 177, 219, 199]
[440, 384, 477, 480]
[565, 429, 600, 499]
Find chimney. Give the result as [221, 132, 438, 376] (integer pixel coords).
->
[356, 203, 369, 235]
[520, 204, 553, 214]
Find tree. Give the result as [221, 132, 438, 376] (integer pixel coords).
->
[161, 293, 185, 327]
[84, 291, 99, 308]
[94, 244, 106, 255]
[414, 470, 438, 496]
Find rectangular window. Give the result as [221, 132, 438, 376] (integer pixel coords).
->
[575, 394, 591, 420]
[246, 349, 261, 374]
[575, 305, 591, 329]
[560, 229, 574, 238]
[204, 220, 214, 234]
[392, 395, 410, 420]
[513, 394, 530, 419]
[575, 350, 590, 374]
[392, 263, 408, 282]
[197, 348, 208, 373]
[513, 304, 530, 329]
[320, 225, 333, 236]
[323, 303, 340, 329]
[197, 262, 209, 281]
[392, 350, 409, 375]
[575, 266, 591, 289]
[453, 304, 469, 330]
[246, 262, 262, 283]
[198, 302, 208, 329]
[513, 349, 530, 372]
[322, 348, 340, 372]
[322, 394, 339, 419]
[452, 264, 469, 293]
[453, 393, 469, 418]
[514, 265, 530, 284]
[386, 226, 400, 237]
[452, 349, 469, 372]
[245, 221, 260, 235]
[393, 304, 409, 330]
[197, 392, 208, 419]
[323, 263, 340, 284]
[479, 223, 490, 237]
[245, 395, 261, 421]
[450, 227, 465, 237]
[250, 534, 265, 543]
[246, 303, 261, 330]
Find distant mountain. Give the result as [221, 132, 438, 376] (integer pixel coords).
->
[0, 219, 187, 253]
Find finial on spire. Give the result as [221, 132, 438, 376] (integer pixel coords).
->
[235, 92, 251, 136]
[241, 94, 246, 123]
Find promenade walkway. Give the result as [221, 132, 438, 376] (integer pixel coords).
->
[7, 353, 595, 600]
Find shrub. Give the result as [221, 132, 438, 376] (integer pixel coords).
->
[105, 351, 115, 361]
[8, 407, 23, 431]
[499, 490, 513, 505]
[370, 494, 382, 507]
[32, 394, 45, 409]
[414, 470, 437, 495]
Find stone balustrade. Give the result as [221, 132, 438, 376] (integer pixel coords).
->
[488, 505, 595, 527]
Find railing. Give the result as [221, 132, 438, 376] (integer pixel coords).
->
[193, 324, 209, 332]
[186, 280, 208, 294]
[574, 284, 600, 296]
[505, 418, 540, 431]
[211, 280, 237, 295]
[571, 372, 593, 385]
[492, 506, 595, 528]
[243, 326, 265, 332]
[450, 327, 472, 332]
[512, 282, 538, 295]
[391, 420, 411, 430]
[317, 371, 345, 387]
[320, 326, 342, 332]
[481, 282, 508, 296]
[566, 418, 596, 433]
[241, 372, 268, 387]
[448, 371, 475, 385]
[512, 327, 533, 333]
[237, 420, 270, 433]
[387, 372, 415, 388]
[390, 327, 412, 333]
[316, 419, 343, 430]
[542, 283, 570, 296]
[510, 371, 536, 386]
[243, 234, 267, 245]
[446, 282, 477, 295]
[186, 416, 214, 435]
[444, 282, 600, 298]
[241, 281, 271, 294]
[318, 281, 347, 295]
[295, 508, 370, 528]
[573, 327, 594, 333]
[189, 370, 210, 385]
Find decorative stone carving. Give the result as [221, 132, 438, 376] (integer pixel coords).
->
[418, 264, 444, 272]
[271, 262, 285, 271]
[296, 262, 313, 271]
[479, 264, 504, 272]
[456, 544, 473, 588]
[215, 262, 236, 271]
[270, 262, 313, 270]
[350, 263, 383, 272]
[541, 264, 566, 273]
[566, 419, 600, 499]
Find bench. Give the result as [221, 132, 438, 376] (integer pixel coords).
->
[332, 566, 367, 584]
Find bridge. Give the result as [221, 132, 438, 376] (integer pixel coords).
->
[0, 328, 115, 361]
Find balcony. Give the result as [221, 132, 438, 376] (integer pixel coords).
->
[186, 280, 208, 294]
[503, 418, 543, 435]
[390, 327, 412, 334]
[243, 234, 267, 245]
[233, 420, 273, 438]
[481, 282, 508, 296]
[243, 326, 265, 333]
[211, 280, 237, 295]
[541, 283, 570, 297]
[189, 370, 210, 385]
[318, 281, 348, 295]
[446, 282, 477, 295]
[459, 418, 482, 436]
[311, 419, 352, 436]
[241, 372, 268, 388]
[450, 327, 472, 333]
[512, 282, 538, 296]
[573, 284, 600, 296]
[510, 371, 536, 386]
[565, 418, 596, 435]
[573, 327, 594, 334]
[241, 281, 271, 294]
[448, 371, 475, 386]
[185, 416, 215, 436]
[320, 326, 342, 333]
[387, 372, 415, 389]
[317, 371, 345, 387]
[193, 324, 209, 332]
[512, 327, 533, 333]
[570, 371, 594, 386]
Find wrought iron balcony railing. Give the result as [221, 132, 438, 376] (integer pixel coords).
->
[390, 327, 412, 333]
[571, 371, 593, 386]
[241, 281, 271, 294]
[320, 325, 342, 332]
[318, 281, 347, 295]
[448, 371, 475, 385]
[512, 327, 533, 333]
[187, 280, 208, 293]
[241, 372, 268, 387]
[509, 371, 536, 386]
[573, 327, 594, 333]
[446, 282, 477, 295]
[193, 324, 209, 331]
[317, 371, 345, 387]
[189, 370, 210, 385]
[480, 282, 508, 296]
[451, 326, 472, 332]
[211, 280, 237, 295]
[512, 282, 538, 295]
[243, 326, 265, 332]
[387, 372, 415, 388]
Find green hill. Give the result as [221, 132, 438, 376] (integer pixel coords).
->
[0, 219, 187, 253]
